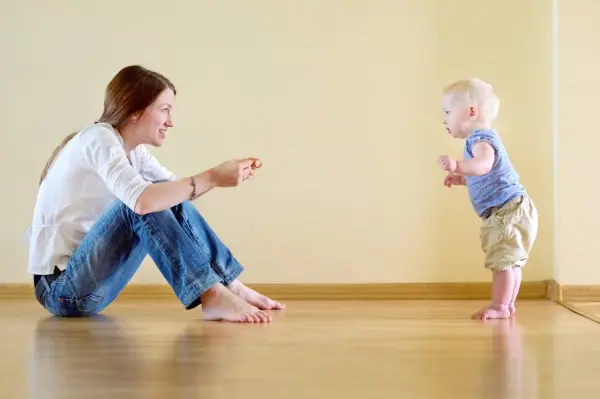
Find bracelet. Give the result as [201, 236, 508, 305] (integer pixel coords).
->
[189, 176, 198, 201]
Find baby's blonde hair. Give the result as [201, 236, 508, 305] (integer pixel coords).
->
[442, 78, 500, 122]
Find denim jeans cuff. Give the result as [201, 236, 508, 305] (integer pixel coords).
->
[220, 263, 244, 286]
[182, 271, 221, 310]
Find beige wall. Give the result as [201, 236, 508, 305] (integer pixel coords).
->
[556, 0, 600, 285]
[0, 0, 554, 284]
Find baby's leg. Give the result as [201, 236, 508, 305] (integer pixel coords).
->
[472, 268, 515, 320]
[509, 266, 522, 316]
[476, 196, 538, 320]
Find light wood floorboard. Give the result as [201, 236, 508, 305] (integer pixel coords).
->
[1, 299, 599, 398]
[562, 301, 600, 323]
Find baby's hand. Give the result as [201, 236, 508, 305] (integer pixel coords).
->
[443, 174, 463, 188]
[437, 155, 457, 173]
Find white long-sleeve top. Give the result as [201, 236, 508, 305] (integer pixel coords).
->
[26, 122, 176, 275]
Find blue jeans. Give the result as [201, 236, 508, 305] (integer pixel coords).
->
[35, 200, 244, 317]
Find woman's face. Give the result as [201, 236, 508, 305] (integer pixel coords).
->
[135, 88, 175, 147]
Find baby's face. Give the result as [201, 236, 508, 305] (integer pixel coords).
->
[441, 95, 470, 139]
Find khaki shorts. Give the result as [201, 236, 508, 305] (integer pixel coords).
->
[480, 195, 538, 272]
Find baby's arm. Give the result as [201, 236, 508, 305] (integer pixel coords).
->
[456, 141, 495, 176]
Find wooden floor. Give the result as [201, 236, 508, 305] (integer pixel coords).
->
[2, 299, 600, 398]
[564, 301, 600, 322]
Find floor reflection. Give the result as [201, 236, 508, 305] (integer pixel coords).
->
[480, 317, 537, 399]
[29, 315, 144, 398]
[28, 315, 261, 398]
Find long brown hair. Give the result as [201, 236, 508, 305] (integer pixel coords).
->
[39, 65, 176, 185]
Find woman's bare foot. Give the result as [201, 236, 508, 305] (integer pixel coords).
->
[227, 280, 286, 310]
[200, 284, 272, 323]
[472, 304, 511, 320]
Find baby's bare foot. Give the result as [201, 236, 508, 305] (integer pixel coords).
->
[201, 284, 272, 323]
[472, 304, 511, 320]
[227, 280, 286, 310]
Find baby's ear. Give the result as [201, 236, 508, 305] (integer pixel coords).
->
[468, 106, 479, 119]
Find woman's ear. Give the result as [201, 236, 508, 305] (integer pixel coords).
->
[130, 111, 142, 123]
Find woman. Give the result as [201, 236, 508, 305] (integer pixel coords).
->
[27, 65, 284, 323]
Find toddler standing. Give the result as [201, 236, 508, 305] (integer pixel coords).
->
[437, 78, 538, 320]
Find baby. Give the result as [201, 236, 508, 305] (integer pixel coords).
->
[437, 78, 538, 320]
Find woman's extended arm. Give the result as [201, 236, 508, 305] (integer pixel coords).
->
[133, 158, 259, 215]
